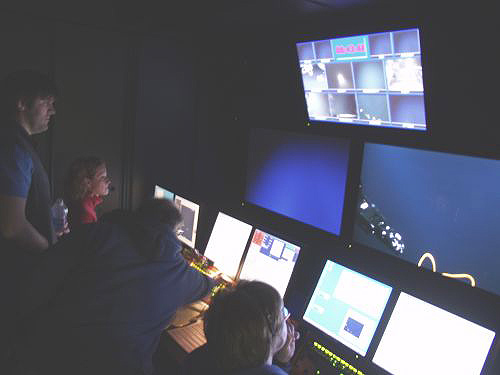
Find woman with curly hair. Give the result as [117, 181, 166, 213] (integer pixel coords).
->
[64, 156, 111, 229]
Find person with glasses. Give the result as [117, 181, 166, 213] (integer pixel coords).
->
[183, 280, 299, 374]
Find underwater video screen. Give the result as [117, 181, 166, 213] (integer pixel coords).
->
[353, 143, 500, 296]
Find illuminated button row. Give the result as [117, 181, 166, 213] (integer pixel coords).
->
[190, 263, 211, 275]
[312, 341, 366, 375]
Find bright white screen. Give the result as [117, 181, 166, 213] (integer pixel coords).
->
[204, 212, 253, 279]
[174, 195, 199, 249]
[373, 292, 496, 375]
[239, 229, 301, 297]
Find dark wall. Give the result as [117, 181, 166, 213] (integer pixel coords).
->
[52, 24, 128, 215]
[132, 33, 197, 209]
[0, 13, 129, 217]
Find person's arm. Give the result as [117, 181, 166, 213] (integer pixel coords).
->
[177, 255, 217, 305]
[0, 194, 49, 252]
[0, 136, 49, 251]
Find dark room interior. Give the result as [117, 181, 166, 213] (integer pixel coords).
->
[1, 0, 499, 374]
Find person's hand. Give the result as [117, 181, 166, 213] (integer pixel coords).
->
[274, 320, 300, 364]
[56, 223, 70, 238]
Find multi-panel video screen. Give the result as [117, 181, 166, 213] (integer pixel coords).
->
[296, 28, 426, 131]
[245, 128, 350, 236]
[354, 143, 500, 297]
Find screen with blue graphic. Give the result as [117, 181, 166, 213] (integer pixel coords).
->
[154, 185, 174, 201]
[239, 229, 301, 297]
[354, 143, 500, 297]
[245, 128, 350, 236]
[296, 28, 426, 131]
[303, 260, 392, 356]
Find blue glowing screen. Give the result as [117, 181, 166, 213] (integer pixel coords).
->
[245, 128, 350, 236]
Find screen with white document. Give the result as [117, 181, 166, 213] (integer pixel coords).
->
[303, 260, 392, 356]
[239, 229, 301, 297]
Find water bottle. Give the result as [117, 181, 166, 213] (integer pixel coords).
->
[52, 198, 68, 233]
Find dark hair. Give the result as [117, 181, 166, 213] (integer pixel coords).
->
[133, 198, 183, 232]
[64, 156, 105, 201]
[102, 199, 183, 261]
[0, 69, 58, 120]
[204, 280, 282, 373]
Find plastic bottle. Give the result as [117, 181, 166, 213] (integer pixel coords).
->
[51, 198, 68, 233]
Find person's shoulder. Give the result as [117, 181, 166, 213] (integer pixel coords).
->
[0, 126, 31, 158]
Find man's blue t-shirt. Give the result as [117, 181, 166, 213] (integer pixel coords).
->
[0, 126, 33, 198]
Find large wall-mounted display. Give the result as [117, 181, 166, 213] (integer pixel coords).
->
[296, 28, 427, 131]
[245, 128, 350, 236]
[354, 143, 500, 296]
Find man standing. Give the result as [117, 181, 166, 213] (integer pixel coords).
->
[0, 69, 57, 252]
[0, 70, 57, 366]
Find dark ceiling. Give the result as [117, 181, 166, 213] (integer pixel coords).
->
[1, 0, 407, 32]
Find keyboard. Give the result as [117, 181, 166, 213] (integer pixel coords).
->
[167, 319, 207, 353]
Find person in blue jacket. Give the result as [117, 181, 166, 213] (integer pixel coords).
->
[10, 198, 215, 375]
[184, 280, 299, 375]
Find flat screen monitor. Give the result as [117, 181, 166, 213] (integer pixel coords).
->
[296, 28, 427, 131]
[154, 185, 174, 201]
[303, 260, 392, 356]
[373, 292, 496, 375]
[353, 143, 500, 296]
[245, 128, 350, 236]
[203, 212, 253, 279]
[238, 229, 301, 297]
[174, 195, 199, 249]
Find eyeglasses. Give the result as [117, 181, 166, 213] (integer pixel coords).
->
[282, 306, 290, 321]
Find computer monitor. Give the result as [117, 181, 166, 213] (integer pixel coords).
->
[238, 229, 301, 297]
[203, 212, 253, 279]
[296, 28, 427, 131]
[245, 128, 350, 236]
[154, 185, 174, 201]
[174, 195, 199, 249]
[303, 260, 392, 356]
[353, 143, 500, 296]
[373, 292, 496, 375]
